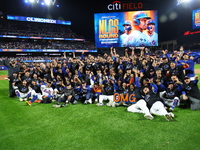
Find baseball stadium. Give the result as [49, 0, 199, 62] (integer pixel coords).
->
[0, 0, 200, 150]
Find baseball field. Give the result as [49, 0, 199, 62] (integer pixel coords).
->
[0, 66, 200, 150]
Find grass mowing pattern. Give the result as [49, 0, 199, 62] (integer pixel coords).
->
[0, 80, 200, 150]
[0, 70, 8, 75]
[0, 69, 200, 149]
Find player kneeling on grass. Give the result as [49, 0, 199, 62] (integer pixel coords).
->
[180, 75, 200, 111]
[159, 81, 181, 112]
[128, 86, 174, 121]
[53, 83, 75, 108]
[13, 79, 32, 101]
[52, 80, 65, 102]
[26, 81, 54, 106]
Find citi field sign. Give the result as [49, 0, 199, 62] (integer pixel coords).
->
[107, 1, 144, 11]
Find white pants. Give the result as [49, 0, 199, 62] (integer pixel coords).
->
[160, 91, 180, 107]
[127, 99, 151, 115]
[150, 101, 168, 116]
[128, 100, 168, 116]
[31, 90, 42, 100]
[15, 90, 31, 99]
[99, 95, 114, 103]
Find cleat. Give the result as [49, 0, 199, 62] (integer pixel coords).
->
[169, 107, 174, 112]
[96, 103, 104, 106]
[53, 104, 61, 108]
[106, 101, 113, 107]
[84, 100, 88, 105]
[62, 103, 66, 107]
[19, 98, 23, 102]
[169, 112, 175, 118]
[144, 114, 154, 120]
[24, 98, 28, 101]
[52, 99, 57, 102]
[26, 101, 32, 106]
[94, 99, 98, 103]
[88, 99, 92, 104]
[112, 102, 120, 107]
[165, 114, 173, 121]
[35, 100, 42, 103]
[73, 100, 78, 104]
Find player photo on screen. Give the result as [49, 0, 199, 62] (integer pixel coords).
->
[192, 8, 200, 29]
[94, 10, 158, 48]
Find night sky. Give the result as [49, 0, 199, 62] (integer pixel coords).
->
[0, 0, 199, 42]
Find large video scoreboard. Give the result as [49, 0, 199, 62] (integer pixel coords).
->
[94, 10, 158, 48]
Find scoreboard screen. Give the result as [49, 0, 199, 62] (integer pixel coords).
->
[94, 10, 158, 48]
[192, 8, 200, 29]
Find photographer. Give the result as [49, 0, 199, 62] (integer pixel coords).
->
[3, 58, 20, 97]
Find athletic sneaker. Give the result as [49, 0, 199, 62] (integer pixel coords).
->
[169, 107, 174, 112]
[165, 113, 173, 121]
[73, 100, 78, 104]
[94, 99, 98, 103]
[96, 103, 104, 106]
[26, 101, 32, 106]
[52, 99, 57, 102]
[144, 114, 154, 120]
[53, 104, 61, 108]
[84, 100, 88, 105]
[35, 100, 42, 103]
[169, 112, 175, 118]
[106, 101, 113, 107]
[88, 99, 92, 104]
[62, 103, 66, 107]
[112, 102, 120, 107]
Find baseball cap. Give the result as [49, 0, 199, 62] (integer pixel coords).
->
[123, 20, 131, 26]
[168, 81, 174, 85]
[133, 11, 151, 20]
[66, 83, 71, 86]
[82, 81, 86, 84]
[184, 76, 190, 80]
[149, 68, 155, 72]
[147, 19, 155, 25]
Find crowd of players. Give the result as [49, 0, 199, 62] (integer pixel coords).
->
[3, 47, 200, 121]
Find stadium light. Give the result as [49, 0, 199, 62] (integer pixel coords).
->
[29, 0, 35, 3]
[177, 0, 192, 5]
[44, 0, 51, 5]
[24, 0, 57, 6]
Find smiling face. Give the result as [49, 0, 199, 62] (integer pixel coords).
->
[184, 78, 191, 84]
[143, 87, 150, 94]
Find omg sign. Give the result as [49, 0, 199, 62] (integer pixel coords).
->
[114, 93, 136, 104]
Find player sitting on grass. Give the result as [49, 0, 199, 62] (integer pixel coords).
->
[53, 83, 75, 108]
[26, 81, 54, 106]
[13, 79, 32, 101]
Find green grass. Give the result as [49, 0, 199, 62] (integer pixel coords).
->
[194, 64, 200, 69]
[0, 81, 200, 150]
[1, 67, 200, 150]
[0, 70, 8, 75]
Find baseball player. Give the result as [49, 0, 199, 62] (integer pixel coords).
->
[143, 19, 158, 46]
[120, 20, 132, 47]
[127, 11, 151, 47]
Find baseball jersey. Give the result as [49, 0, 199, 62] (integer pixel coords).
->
[126, 30, 150, 47]
[120, 33, 129, 47]
[41, 85, 54, 96]
[144, 31, 158, 46]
